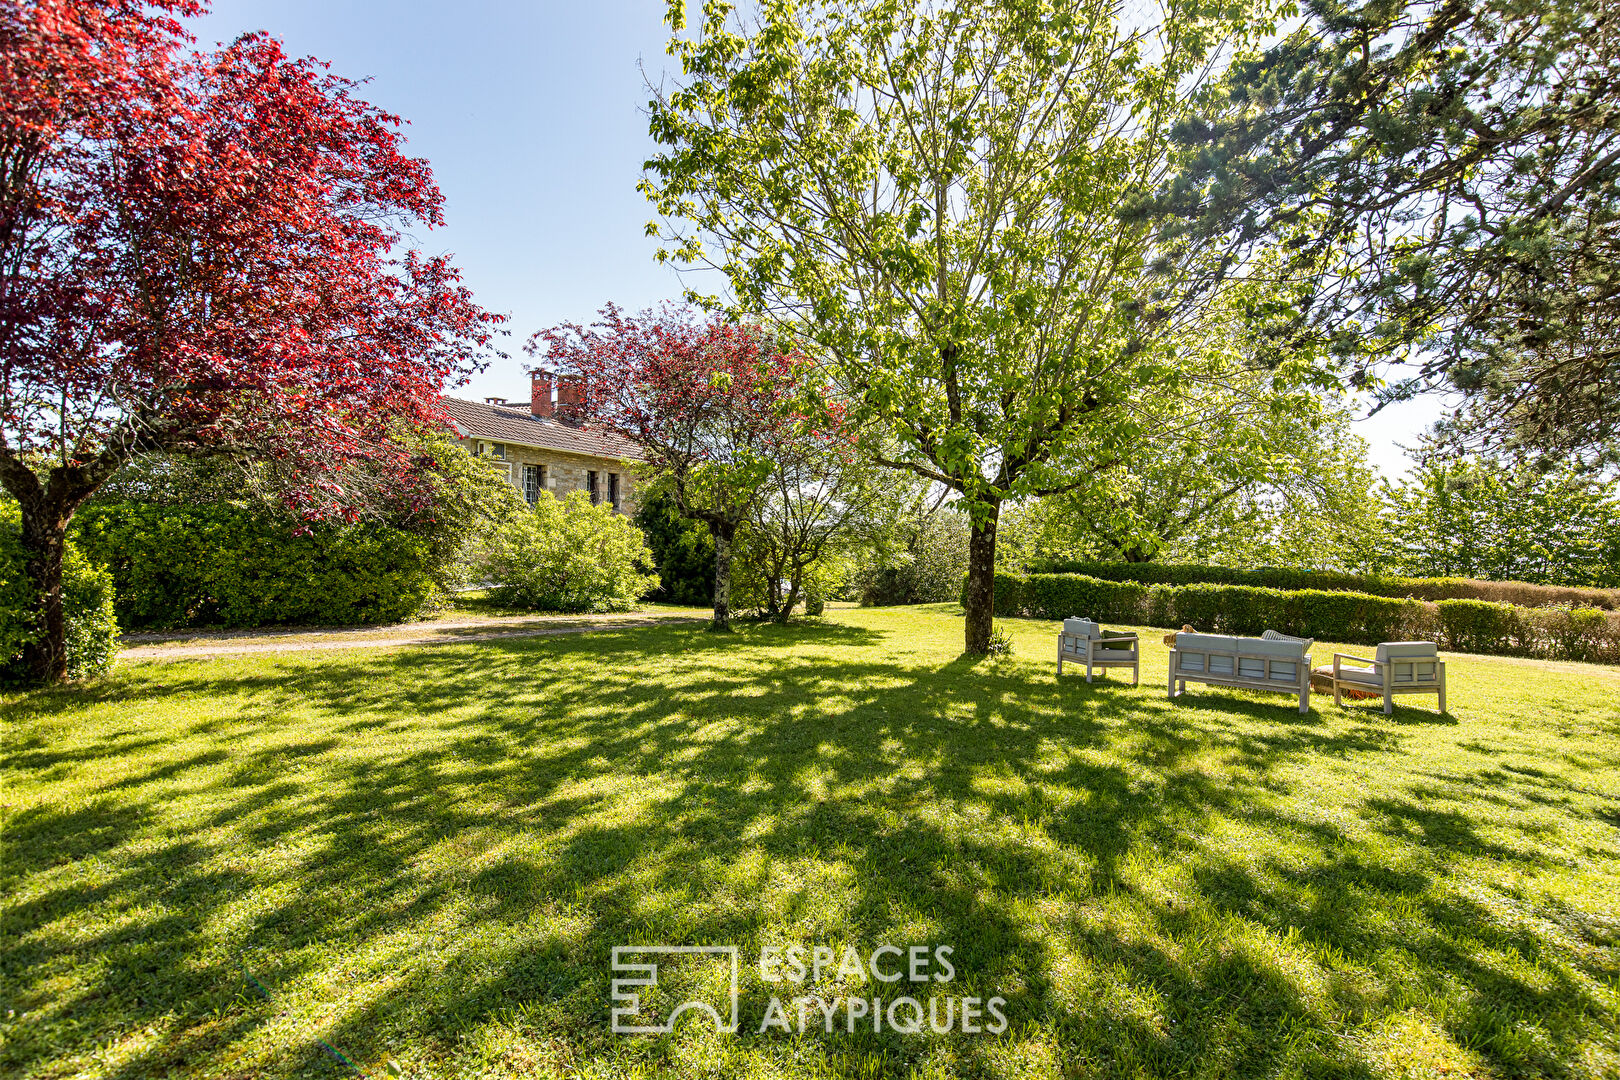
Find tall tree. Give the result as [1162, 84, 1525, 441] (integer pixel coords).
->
[1370, 444, 1620, 587]
[530, 305, 823, 631]
[0, 0, 502, 681]
[743, 427, 894, 621]
[643, 0, 1282, 652]
[1153, 0, 1620, 467]
[1021, 389, 1377, 569]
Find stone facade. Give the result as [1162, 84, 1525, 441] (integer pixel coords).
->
[442, 384, 643, 515]
[463, 437, 637, 514]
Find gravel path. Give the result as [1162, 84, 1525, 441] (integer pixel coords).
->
[122, 615, 706, 659]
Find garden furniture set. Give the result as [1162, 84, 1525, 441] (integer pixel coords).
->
[1056, 617, 1447, 714]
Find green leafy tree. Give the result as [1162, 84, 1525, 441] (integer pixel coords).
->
[1370, 446, 1620, 586]
[747, 433, 904, 619]
[480, 490, 659, 613]
[849, 484, 972, 606]
[1156, 0, 1620, 467]
[1006, 389, 1377, 571]
[633, 486, 716, 606]
[644, 0, 1286, 652]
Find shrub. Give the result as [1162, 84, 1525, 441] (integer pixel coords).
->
[1437, 600, 1530, 655]
[76, 503, 438, 628]
[858, 511, 969, 606]
[1, 504, 118, 680]
[985, 626, 1014, 656]
[481, 491, 658, 613]
[633, 489, 715, 606]
[989, 568, 1620, 663]
[1024, 559, 1620, 610]
[1534, 607, 1618, 664]
[1008, 573, 1152, 624]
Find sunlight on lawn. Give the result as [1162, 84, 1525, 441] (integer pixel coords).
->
[3, 607, 1618, 1079]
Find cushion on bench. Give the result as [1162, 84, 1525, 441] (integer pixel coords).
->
[1245, 636, 1310, 659]
[1173, 633, 1305, 682]
[1375, 642, 1440, 683]
[1333, 664, 1382, 685]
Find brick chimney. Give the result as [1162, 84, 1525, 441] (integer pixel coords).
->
[530, 370, 553, 418]
[556, 376, 584, 418]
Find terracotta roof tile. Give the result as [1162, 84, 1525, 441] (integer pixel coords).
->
[441, 397, 644, 462]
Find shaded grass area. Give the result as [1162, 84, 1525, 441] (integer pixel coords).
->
[3, 607, 1618, 1079]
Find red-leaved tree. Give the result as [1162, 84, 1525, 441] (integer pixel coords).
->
[0, 0, 504, 682]
[530, 305, 823, 631]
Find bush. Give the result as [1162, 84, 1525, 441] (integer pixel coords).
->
[633, 490, 716, 606]
[1436, 600, 1529, 655]
[76, 503, 438, 628]
[481, 491, 658, 613]
[857, 511, 969, 606]
[1024, 559, 1620, 610]
[1, 504, 118, 680]
[1532, 607, 1620, 665]
[991, 569, 1620, 663]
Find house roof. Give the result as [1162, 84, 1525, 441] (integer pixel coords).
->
[441, 396, 644, 463]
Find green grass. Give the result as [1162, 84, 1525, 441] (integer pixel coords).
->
[4, 606, 1618, 1079]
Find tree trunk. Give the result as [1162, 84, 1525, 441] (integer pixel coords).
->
[963, 501, 1001, 654]
[711, 524, 734, 631]
[18, 496, 72, 684]
[776, 569, 801, 624]
[0, 453, 114, 685]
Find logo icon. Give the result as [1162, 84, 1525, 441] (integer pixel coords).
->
[610, 946, 740, 1034]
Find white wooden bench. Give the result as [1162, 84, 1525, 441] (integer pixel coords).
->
[1168, 632, 1312, 713]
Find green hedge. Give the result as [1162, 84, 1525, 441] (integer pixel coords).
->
[991, 571, 1620, 664]
[1025, 560, 1620, 611]
[1, 504, 119, 680]
[76, 503, 438, 629]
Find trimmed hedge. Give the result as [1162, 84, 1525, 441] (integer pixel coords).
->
[991, 571, 1620, 664]
[1025, 560, 1620, 611]
[76, 503, 438, 629]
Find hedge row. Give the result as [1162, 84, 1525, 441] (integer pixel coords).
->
[992, 572, 1620, 664]
[1024, 560, 1620, 611]
[76, 503, 439, 629]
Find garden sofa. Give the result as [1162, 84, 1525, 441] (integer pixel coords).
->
[1319, 642, 1447, 714]
[1058, 617, 1140, 684]
[1168, 631, 1313, 713]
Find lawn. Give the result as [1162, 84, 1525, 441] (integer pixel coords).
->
[4, 606, 1618, 1079]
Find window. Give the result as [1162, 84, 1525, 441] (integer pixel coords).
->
[521, 463, 540, 505]
[587, 470, 599, 505]
[608, 472, 620, 510]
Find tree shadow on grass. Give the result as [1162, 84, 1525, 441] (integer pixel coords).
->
[4, 615, 1617, 1079]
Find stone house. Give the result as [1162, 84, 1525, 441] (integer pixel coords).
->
[442, 372, 642, 513]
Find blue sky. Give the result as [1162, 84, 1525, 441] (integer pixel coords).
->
[189, 1, 1439, 478]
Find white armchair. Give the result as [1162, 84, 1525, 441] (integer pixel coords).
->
[1057, 617, 1140, 684]
[1323, 642, 1447, 714]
